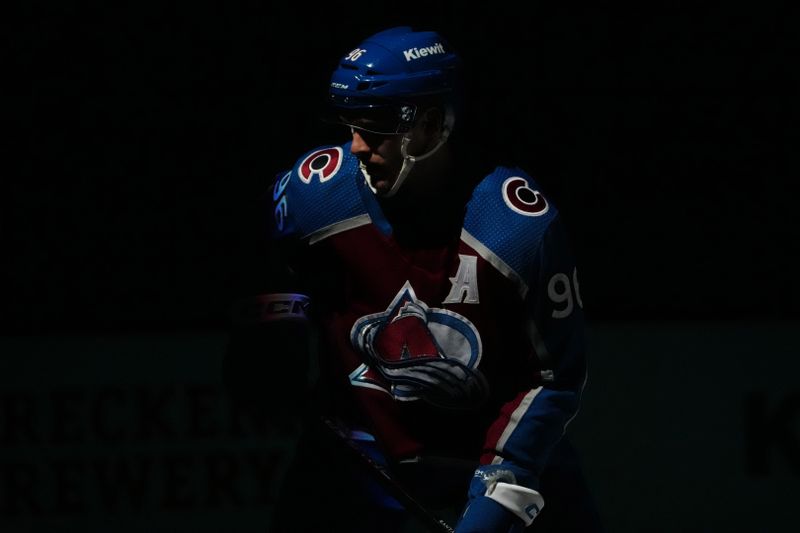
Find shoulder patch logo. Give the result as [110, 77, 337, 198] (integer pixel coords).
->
[298, 147, 343, 184]
[502, 176, 549, 217]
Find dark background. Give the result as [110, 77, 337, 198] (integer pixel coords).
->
[10, 2, 798, 329]
[5, 4, 799, 531]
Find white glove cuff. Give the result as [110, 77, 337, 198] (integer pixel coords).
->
[485, 481, 545, 526]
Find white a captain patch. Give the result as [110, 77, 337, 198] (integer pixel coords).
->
[444, 254, 480, 304]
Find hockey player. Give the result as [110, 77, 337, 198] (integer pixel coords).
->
[225, 27, 602, 532]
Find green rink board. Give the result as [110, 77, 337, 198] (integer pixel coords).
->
[1, 323, 797, 532]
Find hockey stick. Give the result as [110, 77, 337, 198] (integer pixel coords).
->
[320, 416, 456, 533]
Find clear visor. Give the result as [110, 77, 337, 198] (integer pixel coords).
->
[323, 100, 418, 135]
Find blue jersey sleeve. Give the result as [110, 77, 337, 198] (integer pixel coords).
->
[460, 193, 587, 530]
[489, 214, 587, 464]
[269, 143, 369, 245]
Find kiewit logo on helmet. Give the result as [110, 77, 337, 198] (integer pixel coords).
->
[403, 42, 445, 62]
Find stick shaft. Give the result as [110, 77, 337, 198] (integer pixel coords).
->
[321, 417, 455, 533]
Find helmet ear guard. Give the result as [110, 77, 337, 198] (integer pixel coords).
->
[382, 103, 454, 197]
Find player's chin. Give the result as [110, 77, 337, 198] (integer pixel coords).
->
[370, 176, 395, 195]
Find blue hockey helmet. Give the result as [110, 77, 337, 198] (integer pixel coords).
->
[327, 26, 460, 134]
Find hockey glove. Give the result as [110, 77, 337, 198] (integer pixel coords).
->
[455, 464, 545, 533]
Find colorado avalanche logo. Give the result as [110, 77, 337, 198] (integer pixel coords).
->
[350, 282, 488, 409]
[502, 176, 549, 217]
[298, 147, 343, 184]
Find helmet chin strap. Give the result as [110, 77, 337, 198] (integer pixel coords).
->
[380, 106, 455, 198]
